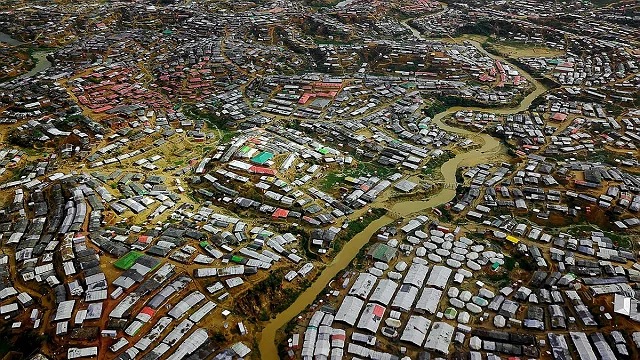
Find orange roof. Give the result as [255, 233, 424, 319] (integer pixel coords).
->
[299, 93, 315, 104]
[373, 304, 384, 317]
[313, 82, 343, 88]
[140, 307, 155, 317]
[249, 166, 276, 175]
[272, 208, 289, 218]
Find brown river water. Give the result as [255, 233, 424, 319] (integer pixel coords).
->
[258, 23, 548, 359]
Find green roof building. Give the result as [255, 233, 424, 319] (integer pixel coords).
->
[367, 243, 397, 263]
[251, 151, 274, 165]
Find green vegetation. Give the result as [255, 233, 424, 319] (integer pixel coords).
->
[466, 231, 487, 242]
[588, 0, 622, 7]
[258, 309, 270, 321]
[434, 204, 453, 222]
[7, 167, 25, 182]
[237, 270, 313, 323]
[321, 162, 395, 191]
[305, 0, 341, 9]
[321, 172, 344, 191]
[276, 280, 312, 313]
[423, 96, 486, 118]
[565, 225, 633, 250]
[183, 105, 231, 130]
[293, 229, 319, 261]
[286, 119, 304, 132]
[211, 331, 226, 344]
[0, 338, 8, 359]
[220, 130, 238, 144]
[351, 246, 371, 270]
[577, 149, 624, 167]
[422, 150, 455, 176]
[483, 38, 562, 58]
[456, 19, 521, 38]
[252, 270, 285, 295]
[331, 208, 388, 253]
[313, 37, 351, 46]
[482, 272, 512, 288]
[7, 126, 47, 148]
[503, 256, 516, 271]
[423, 101, 449, 118]
[65, 114, 86, 122]
[0, 330, 47, 359]
[22, 148, 41, 157]
[615, 236, 632, 250]
[604, 102, 625, 117]
[512, 251, 537, 272]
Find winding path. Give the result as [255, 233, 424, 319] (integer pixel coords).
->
[257, 21, 548, 359]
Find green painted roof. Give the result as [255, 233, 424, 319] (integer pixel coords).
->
[444, 307, 457, 315]
[367, 243, 397, 263]
[114, 251, 144, 270]
[251, 151, 274, 165]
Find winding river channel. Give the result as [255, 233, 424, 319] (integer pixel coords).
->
[258, 20, 548, 359]
[20, 51, 52, 79]
[0, 31, 52, 79]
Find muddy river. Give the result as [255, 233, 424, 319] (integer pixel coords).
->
[0, 31, 24, 46]
[19, 51, 52, 79]
[258, 20, 548, 359]
[0, 31, 52, 79]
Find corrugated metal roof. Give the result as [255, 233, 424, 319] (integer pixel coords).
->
[335, 296, 364, 326]
[400, 315, 431, 346]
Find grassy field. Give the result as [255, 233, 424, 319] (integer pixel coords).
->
[220, 130, 238, 144]
[445, 34, 564, 58]
[486, 40, 564, 58]
[321, 162, 395, 191]
[443, 34, 489, 45]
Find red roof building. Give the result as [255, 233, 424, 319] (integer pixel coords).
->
[249, 166, 276, 175]
[272, 208, 289, 218]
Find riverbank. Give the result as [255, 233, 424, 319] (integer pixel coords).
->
[0, 32, 24, 46]
[18, 50, 52, 79]
[257, 20, 549, 360]
[0, 32, 52, 80]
